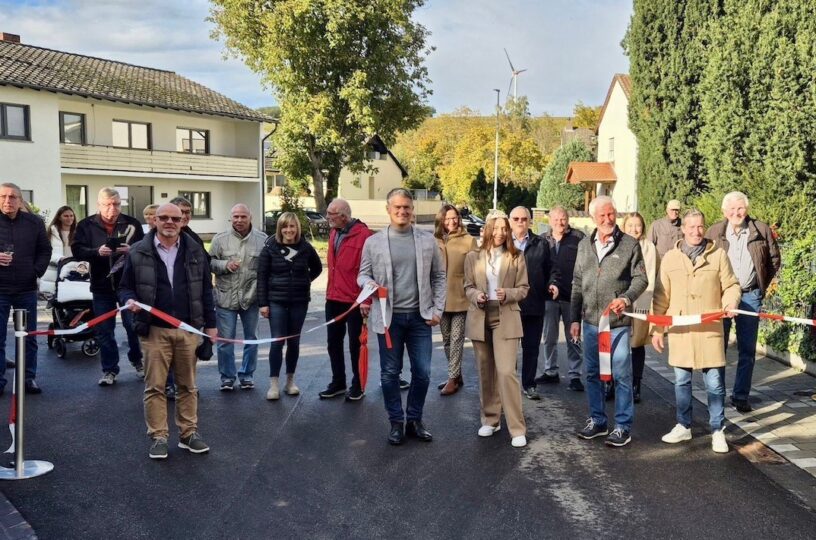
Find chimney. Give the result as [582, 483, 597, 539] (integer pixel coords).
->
[0, 33, 21, 44]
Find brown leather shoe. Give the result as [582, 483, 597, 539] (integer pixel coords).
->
[440, 378, 459, 395]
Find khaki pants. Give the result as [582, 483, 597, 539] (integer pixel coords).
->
[140, 327, 200, 440]
[473, 330, 526, 437]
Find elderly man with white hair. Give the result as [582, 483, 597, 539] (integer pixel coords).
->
[705, 191, 780, 413]
[571, 196, 647, 447]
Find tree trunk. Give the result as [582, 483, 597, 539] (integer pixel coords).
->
[307, 143, 327, 212]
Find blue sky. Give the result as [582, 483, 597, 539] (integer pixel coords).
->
[0, 0, 632, 116]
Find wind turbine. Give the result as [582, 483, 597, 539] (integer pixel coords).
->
[504, 48, 527, 101]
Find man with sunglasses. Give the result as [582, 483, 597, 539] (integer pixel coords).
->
[508, 206, 558, 401]
[647, 200, 683, 259]
[120, 203, 217, 459]
[73, 187, 145, 386]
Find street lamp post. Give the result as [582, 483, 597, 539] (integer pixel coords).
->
[493, 88, 500, 211]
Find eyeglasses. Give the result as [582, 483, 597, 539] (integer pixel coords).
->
[157, 215, 183, 223]
[511, 217, 529, 222]
[180, 209, 192, 215]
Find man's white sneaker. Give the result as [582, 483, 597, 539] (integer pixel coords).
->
[478, 425, 501, 437]
[711, 428, 728, 453]
[661, 424, 692, 444]
[511, 436, 527, 448]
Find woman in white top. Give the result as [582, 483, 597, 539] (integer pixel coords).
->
[39, 206, 76, 297]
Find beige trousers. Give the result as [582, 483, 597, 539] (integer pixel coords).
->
[472, 330, 526, 437]
[140, 326, 200, 440]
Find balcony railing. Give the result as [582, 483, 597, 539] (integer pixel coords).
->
[60, 144, 259, 179]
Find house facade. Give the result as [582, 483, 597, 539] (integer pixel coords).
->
[0, 33, 270, 235]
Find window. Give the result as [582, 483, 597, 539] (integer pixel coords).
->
[178, 191, 210, 219]
[176, 128, 209, 154]
[608, 137, 615, 162]
[60, 112, 85, 145]
[21, 190, 33, 203]
[66, 185, 89, 220]
[112, 120, 150, 149]
[0, 103, 30, 140]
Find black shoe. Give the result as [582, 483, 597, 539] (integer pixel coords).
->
[406, 420, 433, 442]
[731, 397, 753, 413]
[437, 380, 447, 390]
[399, 378, 410, 391]
[633, 379, 642, 404]
[5, 360, 15, 368]
[605, 427, 632, 447]
[345, 386, 365, 401]
[149, 437, 168, 460]
[535, 372, 560, 384]
[24, 380, 42, 394]
[523, 387, 541, 400]
[388, 422, 405, 445]
[568, 378, 584, 392]
[0, 386, 4, 397]
[319, 382, 347, 399]
[577, 418, 608, 440]
[604, 381, 615, 401]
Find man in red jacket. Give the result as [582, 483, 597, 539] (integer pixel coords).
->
[319, 199, 372, 401]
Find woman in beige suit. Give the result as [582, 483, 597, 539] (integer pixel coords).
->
[464, 213, 530, 448]
[434, 205, 477, 395]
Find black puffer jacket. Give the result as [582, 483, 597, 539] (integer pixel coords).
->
[72, 213, 144, 294]
[0, 211, 51, 294]
[518, 232, 558, 316]
[257, 237, 322, 305]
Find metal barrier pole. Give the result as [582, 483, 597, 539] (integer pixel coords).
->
[0, 309, 53, 480]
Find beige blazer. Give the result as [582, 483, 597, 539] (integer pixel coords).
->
[437, 229, 477, 312]
[463, 249, 529, 342]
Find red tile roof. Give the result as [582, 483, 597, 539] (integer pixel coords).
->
[565, 162, 617, 184]
[597, 73, 631, 132]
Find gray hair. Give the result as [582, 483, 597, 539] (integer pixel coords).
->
[386, 188, 413, 204]
[0, 183, 23, 198]
[328, 198, 351, 217]
[549, 205, 568, 218]
[588, 195, 616, 218]
[231, 203, 252, 217]
[509, 206, 531, 219]
[98, 187, 120, 201]
[170, 195, 192, 207]
[721, 191, 749, 210]
[682, 208, 706, 226]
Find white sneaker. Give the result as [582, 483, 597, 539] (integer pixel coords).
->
[478, 425, 501, 437]
[98, 372, 116, 386]
[266, 377, 280, 400]
[511, 436, 527, 448]
[712, 428, 728, 453]
[285, 375, 300, 396]
[661, 423, 692, 444]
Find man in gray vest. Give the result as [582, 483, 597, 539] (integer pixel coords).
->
[647, 199, 683, 258]
[209, 204, 267, 391]
[120, 203, 217, 460]
[358, 188, 446, 445]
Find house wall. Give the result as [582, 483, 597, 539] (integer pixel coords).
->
[597, 82, 638, 212]
[337, 155, 404, 200]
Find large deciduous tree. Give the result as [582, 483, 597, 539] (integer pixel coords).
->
[210, 0, 433, 211]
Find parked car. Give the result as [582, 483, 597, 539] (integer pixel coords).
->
[264, 209, 330, 238]
[460, 213, 485, 237]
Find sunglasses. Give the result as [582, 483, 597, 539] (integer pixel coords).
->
[511, 217, 529, 222]
[157, 215, 183, 223]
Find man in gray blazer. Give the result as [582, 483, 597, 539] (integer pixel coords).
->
[359, 188, 446, 445]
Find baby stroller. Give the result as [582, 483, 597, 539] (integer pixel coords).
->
[46, 258, 99, 358]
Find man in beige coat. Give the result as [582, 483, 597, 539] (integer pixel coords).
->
[652, 209, 741, 453]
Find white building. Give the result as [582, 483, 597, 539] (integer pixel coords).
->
[0, 33, 270, 235]
[566, 74, 638, 213]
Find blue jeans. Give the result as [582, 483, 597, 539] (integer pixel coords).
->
[722, 288, 762, 400]
[267, 302, 308, 377]
[92, 292, 141, 374]
[583, 322, 634, 430]
[377, 311, 432, 423]
[0, 291, 38, 386]
[217, 305, 260, 383]
[674, 367, 726, 432]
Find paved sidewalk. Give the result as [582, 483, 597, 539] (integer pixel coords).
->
[646, 345, 816, 477]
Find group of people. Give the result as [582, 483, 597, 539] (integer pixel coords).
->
[0, 181, 780, 459]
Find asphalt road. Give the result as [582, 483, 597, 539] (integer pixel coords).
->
[1, 313, 816, 539]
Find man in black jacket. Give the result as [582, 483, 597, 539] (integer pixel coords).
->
[120, 203, 217, 460]
[72, 187, 145, 386]
[0, 183, 51, 394]
[538, 206, 586, 391]
[509, 206, 558, 401]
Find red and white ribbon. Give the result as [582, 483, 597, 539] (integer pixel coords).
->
[377, 286, 393, 349]
[598, 309, 612, 382]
